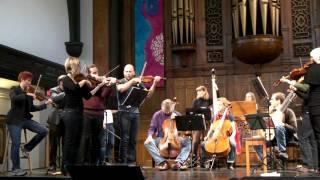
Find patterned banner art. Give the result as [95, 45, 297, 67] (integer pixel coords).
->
[135, 0, 164, 87]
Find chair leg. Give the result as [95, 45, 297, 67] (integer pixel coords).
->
[23, 129, 32, 174]
[209, 154, 216, 170]
[1, 129, 9, 172]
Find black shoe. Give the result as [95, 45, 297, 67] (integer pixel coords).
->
[20, 146, 29, 158]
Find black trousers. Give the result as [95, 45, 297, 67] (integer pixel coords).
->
[118, 111, 139, 163]
[61, 109, 83, 169]
[48, 121, 64, 168]
[298, 112, 317, 169]
[78, 113, 103, 165]
[310, 114, 320, 168]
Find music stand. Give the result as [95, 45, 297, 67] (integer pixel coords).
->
[186, 107, 211, 121]
[121, 87, 148, 108]
[245, 113, 282, 172]
[175, 115, 206, 169]
[245, 113, 270, 131]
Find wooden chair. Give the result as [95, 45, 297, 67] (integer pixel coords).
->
[244, 137, 267, 176]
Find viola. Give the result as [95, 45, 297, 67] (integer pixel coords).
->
[140, 76, 166, 83]
[158, 98, 181, 159]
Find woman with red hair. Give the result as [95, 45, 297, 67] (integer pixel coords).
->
[7, 71, 52, 176]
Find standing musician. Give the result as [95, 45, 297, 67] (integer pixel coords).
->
[6, 71, 52, 176]
[116, 64, 160, 165]
[200, 97, 237, 170]
[299, 47, 320, 171]
[47, 75, 66, 174]
[189, 85, 212, 166]
[280, 76, 317, 172]
[79, 64, 117, 165]
[61, 57, 107, 174]
[144, 99, 191, 171]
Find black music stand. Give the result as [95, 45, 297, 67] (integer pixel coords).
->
[186, 107, 211, 121]
[121, 87, 148, 108]
[175, 115, 206, 169]
[245, 113, 271, 131]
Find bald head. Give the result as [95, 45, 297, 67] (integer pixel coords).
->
[123, 64, 136, 80]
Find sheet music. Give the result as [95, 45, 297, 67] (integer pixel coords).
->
[104, 110, 113, 124]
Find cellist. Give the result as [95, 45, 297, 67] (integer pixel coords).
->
[144, 99, 191, 171]
[200, 97, 237, 170]
[200, 69, 237, 170]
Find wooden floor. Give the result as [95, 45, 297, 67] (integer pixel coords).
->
[0, 164, 320, 179]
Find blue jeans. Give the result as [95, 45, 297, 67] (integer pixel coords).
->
[144, 137, 191, 165]
[254, 126, 287, 160]
[118, 112, 139, 163]
[7, 119, 48, 170]
[99, 123, 115, 164]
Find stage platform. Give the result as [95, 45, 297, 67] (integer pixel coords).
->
[0, 164, 319, 179]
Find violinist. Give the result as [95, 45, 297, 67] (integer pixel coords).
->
[200, 97, 237, 170]
[283, 47, 320, 171]
[6, 71, 52, 176]
[47, 75, 66, 174]
[144, 99, 191, 171]
[116, 64, 161, 165]
[61, 57, 107, 175]
[280, 76, 317, 172]
[79, 64, 117, 165]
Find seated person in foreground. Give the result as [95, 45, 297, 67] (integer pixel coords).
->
[254, 92, 297, 161]
[144, 99, 191, 171]
[200, 97, 237, 170]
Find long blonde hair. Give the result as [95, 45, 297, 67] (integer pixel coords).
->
[196, 86, 209, 100]
[64, 57, 80, 75]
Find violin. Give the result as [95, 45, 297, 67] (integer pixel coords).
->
[74, 73, 88, 82]
[27, 86, 51, 102]
[158, 98, 181, 159]
[140, 76, 166, 83]
[273, 59, 315, 86]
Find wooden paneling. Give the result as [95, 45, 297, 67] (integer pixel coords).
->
[93, 0, 109, 74]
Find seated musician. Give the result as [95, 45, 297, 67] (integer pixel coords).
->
[254, 92, 297, 161]
[200, 97, 237, 170]
[144, 99, 191, 171]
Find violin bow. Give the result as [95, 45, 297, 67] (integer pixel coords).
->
[104, 65, 120, 77]
[139, 62, 147, 80]
[33, 74, 42, 95]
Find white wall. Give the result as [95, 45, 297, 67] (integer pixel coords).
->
[0, 0, 93, 65]
[0, 0, 69, 64]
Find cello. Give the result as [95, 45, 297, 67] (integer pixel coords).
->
[204, 69, 233, 156]
[158, 98, 181, 159]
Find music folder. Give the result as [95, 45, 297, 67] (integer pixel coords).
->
[121, 87, 148, 108]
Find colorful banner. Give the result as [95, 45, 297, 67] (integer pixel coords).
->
[135, 0, 164, 87]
